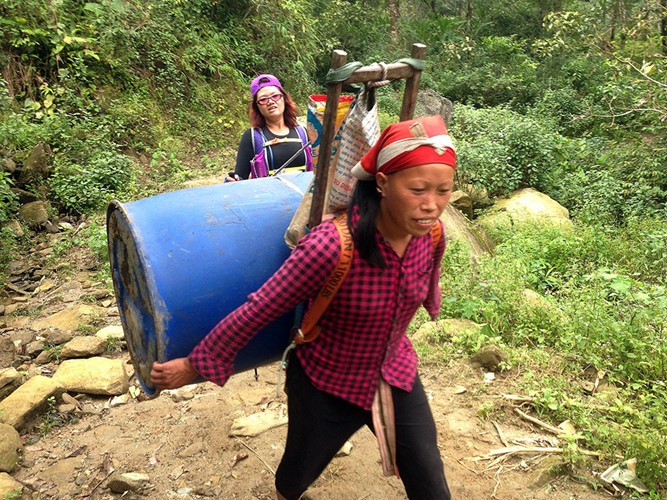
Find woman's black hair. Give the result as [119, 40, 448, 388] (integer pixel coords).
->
[347, 179, 386, 268]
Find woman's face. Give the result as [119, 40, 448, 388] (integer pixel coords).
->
[255, 85, 285, 121]
[376, 163, 455, 239]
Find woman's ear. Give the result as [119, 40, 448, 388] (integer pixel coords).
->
[375, 172, 388, 193]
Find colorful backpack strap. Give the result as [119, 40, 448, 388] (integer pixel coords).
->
[250, 128, 271, 178]
[295, 214, 353, 345]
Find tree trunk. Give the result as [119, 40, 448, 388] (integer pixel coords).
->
[662, 0, 667, 55]
[388, 0, 399, 44]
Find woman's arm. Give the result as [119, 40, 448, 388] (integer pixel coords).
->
[184, 223, 343, 387]
[150, 357, 198, 390]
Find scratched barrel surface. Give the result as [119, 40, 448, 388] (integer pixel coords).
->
[107, 172, 312, 396]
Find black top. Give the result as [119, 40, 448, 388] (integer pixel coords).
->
[233, 127, 308, 179]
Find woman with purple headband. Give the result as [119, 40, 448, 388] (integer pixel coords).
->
[228, 74, 313, 180]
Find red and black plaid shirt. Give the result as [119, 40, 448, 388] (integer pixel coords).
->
[188, 214, 445, 410]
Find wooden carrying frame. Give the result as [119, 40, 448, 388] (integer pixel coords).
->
[307, 43, 427, 229]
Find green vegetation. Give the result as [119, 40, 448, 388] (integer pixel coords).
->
[435, 217, 667, 489]
[1, 0, 665, 494]
[38, 395, 75, 434]
[2, 491, 23, 500]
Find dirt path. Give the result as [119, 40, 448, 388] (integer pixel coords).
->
[4, 216, 613, 499]
[13, 358, 611, 499]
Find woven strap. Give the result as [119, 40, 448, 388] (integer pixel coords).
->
[324, 58, 426, 85]
[295, 214, 353, 345]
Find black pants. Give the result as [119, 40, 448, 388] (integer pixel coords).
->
[275, 356, 451, 499]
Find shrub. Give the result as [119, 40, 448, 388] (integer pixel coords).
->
[0, 172, 18, 224]
[50, 151, 135, 214]
[452, 105, 560, 196]
[430, 36, 540, 108]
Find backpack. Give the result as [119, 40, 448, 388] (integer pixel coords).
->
[249, 126, 314, 178]
[293, 214, 443, 345]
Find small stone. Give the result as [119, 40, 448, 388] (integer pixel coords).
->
[336, 440, 353, 457]
[471, 344, 507, 372]
[109, 393, 131, 408]
[107, 472, 150, 493]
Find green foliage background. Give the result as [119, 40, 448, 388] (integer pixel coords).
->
[1, 0, 666, 493]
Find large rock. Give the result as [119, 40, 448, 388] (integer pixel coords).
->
[32, 304, 107, 333]
[0, 334, 15, 369]
[41, 328, 75, 346]
[229, 408, 288, 437]
[0, 368, 21, 400]
[478, 188, 573, 240]
[60, 336, 107, 359]
[18, 200, 50, 228]
[521, 289, 567, 323]
[471, 344, 507, 372]
[449, 190, 473, 218]
[0, 472, 23, 498]
[0, 423, 22, 472]
[414, 88, 453, 127]
[440, 204, 494, 262]
[3, 158, 16, 174]
[0, 375, 63, 430]
[53, 357, 129, 396]
[95, 325, 125, 341]
[18, 142, 52, 185]
[412, 318, 483, 346]
[107, 472, 150, 493]
[11, 187, 38, 204]
[1, 220, 24, 238]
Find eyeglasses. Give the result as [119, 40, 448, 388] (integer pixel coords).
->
[256, 93, 284, 106]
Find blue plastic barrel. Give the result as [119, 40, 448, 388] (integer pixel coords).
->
[107, 172, 312, 396]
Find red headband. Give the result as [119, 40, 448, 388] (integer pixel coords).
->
[351, 115, 456, 180]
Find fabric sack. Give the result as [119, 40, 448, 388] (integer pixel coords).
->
[306, 94, 355, 163]
[285, 89, 380, 248]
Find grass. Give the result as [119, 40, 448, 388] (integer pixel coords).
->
[410, 215, 667, 494]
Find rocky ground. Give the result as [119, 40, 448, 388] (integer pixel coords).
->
[0, 215, 621, 499]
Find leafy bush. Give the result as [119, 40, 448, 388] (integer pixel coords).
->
[0, 172, 18, 224]
[454, 138, 518, 196]
[530, 86, 595, 136]
[429, 36, 540, 107]
[452, 105, 560, 196]
[50, 151, 135, 214]
[313, 0, 392, 81]
[438, 216, 667, 489]
[544, 136, 667, 224]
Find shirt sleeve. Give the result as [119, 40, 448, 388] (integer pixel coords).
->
[233, 129, 254, 179]
[187, 222, 342, 386]
[423, 220, 446, 320]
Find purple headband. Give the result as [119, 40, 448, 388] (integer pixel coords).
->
[250, 74, 283, 97]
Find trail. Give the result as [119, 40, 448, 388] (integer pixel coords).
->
[2, 196, 611, 499]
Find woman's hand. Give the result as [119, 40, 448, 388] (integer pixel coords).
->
[150, 357, 198, 390]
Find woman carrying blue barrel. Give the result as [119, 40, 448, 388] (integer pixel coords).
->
[151, 115, 456, 499]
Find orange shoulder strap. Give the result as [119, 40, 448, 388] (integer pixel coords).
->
[430, 219, 442, 251]
[295, 214, 354, 345]
[295, 217, 441, 346]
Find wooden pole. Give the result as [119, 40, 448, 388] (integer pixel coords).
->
[308, 50, 347, 230]
[306, 43, 427, 229]
[400, 43, 426, 121]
